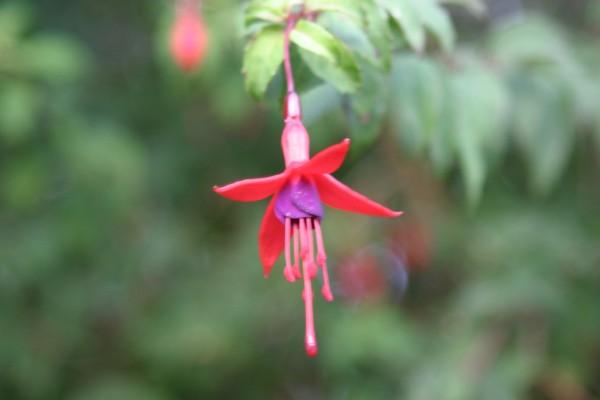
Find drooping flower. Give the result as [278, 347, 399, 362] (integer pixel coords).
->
[169, 0, 208, 72]
[213, 93, 402, 356]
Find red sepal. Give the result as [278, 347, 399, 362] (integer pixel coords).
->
[213, 173, 287, 202]
[296, 139, 350, 175]
[313, 174, 403, 217]
[259, 197, 285, 277]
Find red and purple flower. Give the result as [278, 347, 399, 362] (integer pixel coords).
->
[214, 93, 402, 356]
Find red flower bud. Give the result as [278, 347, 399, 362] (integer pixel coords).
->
[169, 1, 208, 72]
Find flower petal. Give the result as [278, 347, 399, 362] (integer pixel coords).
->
[259, 197, 285, 277]
[214, 172, 287, 202]
[296, 139, 350, 175]
[275, 177, 324, 222]
[314, 174, 403, 217]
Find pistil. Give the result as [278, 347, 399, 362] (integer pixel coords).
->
[281, 216, 334, 356]
[300, 221, 318, 357]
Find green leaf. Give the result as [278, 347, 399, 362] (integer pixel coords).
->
[244, 4, 285, 25]
[242, 25, 285, 101]
[318, 11, 383, 71]
[451, 74, 486, 206]
[378, 0, 425, 53]
[391, 55, 447, 155]
[428, 79, 455, 175]
[305, 0, 362, 21]
[298, 47, 362, 93]
[292, 20, 362, 93]
[413, 0, 456, 53]
[291, 20, 340, 63]
[362, 0, 394, 71]
[449, 66, 509, 205]
[243, 5, 285, 36]
[439, 0, 486, 16]
[487, 18, 569, 67]
[346, 62, 389, 150]
[510, 72, 574, 195]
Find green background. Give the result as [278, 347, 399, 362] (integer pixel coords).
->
[1, 0, 599, 399]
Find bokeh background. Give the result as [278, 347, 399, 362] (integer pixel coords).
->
[1, 0, 599, 399]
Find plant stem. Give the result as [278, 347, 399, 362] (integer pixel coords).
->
[283, 16, 297, 93]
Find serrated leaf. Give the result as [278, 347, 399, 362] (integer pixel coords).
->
[378, 0, 425, 53]
[242, 25, 285, 100]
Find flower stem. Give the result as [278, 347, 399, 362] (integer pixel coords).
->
[283, 16, 297, 94]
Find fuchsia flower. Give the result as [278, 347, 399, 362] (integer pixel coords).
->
[169, 0, 208, 72]
[214, 93, 402, 356]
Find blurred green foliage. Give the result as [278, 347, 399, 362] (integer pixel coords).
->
[0, 0, 599, 399]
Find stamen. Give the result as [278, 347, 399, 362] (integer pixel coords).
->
[301, 236, 318, 357]
[283, 218, 295, 282]
[293, 223, 301, 279]
[306, 218, 317, 279]
[314, 219, 333, 302]
[299, 218, 309, 261]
